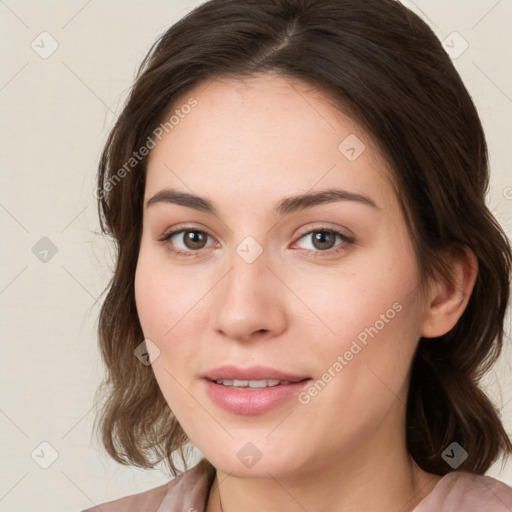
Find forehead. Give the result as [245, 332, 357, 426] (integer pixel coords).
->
[145, 74, 396, 213]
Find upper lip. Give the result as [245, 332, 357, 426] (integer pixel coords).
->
[202, 365, 310, 382]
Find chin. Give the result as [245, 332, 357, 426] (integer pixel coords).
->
[202, 443, 309, 480]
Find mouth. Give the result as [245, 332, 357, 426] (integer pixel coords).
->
[201, 365, 312, 415]
[201, 364, 310, 382]
[213, 378, 303, 388]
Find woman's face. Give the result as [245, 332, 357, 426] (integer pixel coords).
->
[135, 74, 429, 478]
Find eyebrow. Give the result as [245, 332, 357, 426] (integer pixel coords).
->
[145, 187, 379, 215]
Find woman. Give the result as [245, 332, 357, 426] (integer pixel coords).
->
[84, 0, 512, 510]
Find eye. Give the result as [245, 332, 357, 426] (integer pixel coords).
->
[157, 225, 354, 258]
[294, 228, 353, 256]
[158, 228, 216, 257]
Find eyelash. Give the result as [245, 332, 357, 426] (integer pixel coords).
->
[157, 225, 354, 259]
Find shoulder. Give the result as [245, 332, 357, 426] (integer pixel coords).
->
[80, 458, 216, 512]
[415, 470, 512, 512]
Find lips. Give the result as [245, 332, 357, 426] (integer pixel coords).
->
[201, 365, 312, 415]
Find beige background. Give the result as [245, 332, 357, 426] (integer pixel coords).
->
[0, 1, 511, 510]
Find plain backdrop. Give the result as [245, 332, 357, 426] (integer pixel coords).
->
[0, 1, 511, 511]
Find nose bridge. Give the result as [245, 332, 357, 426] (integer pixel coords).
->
[211, 240, 286, 340]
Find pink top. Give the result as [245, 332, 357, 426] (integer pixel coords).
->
[81, 458, 512, 512]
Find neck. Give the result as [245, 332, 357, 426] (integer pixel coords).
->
[205, 401, 441, 512]
[208, 453, 439, 512]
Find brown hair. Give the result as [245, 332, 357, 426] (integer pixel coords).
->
[93, 0, 512, 476]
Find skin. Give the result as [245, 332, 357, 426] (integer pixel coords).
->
[134, 73, 478, 512]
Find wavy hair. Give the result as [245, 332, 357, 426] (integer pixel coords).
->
[93, 0, 512, 476]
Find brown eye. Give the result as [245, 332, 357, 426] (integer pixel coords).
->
[159, 228, 215, 256]
[310, 230, 337, 251]
[294, 227, 353, 257]
[181, 230, 208, 250]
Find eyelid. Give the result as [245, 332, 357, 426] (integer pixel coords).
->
[157, 222, 215, 241]
[157, 223, 217, 247]
[293, 222, 353, 240]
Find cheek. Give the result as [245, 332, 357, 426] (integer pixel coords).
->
[134, 243, 202, 341]
[134, 243, 215, 395]
[134, 250, 201, 408]
[298, 252, 420, 352]
[296, 248, 423, 406]
[297, 281, 422, 444]
[134, 257, 165, 340]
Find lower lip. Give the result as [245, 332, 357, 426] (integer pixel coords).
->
[203, 379, 312, 415]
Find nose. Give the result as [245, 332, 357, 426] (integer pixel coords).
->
[211, 248, 288, 343]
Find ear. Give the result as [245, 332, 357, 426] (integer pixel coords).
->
[421, 245, 478, 338]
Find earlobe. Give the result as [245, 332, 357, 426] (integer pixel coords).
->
[421, 246, 478, 338]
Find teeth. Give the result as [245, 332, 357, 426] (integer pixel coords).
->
[216, 379, 288, 388]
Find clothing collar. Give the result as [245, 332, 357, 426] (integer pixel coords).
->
[156, 458, 216, 512]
